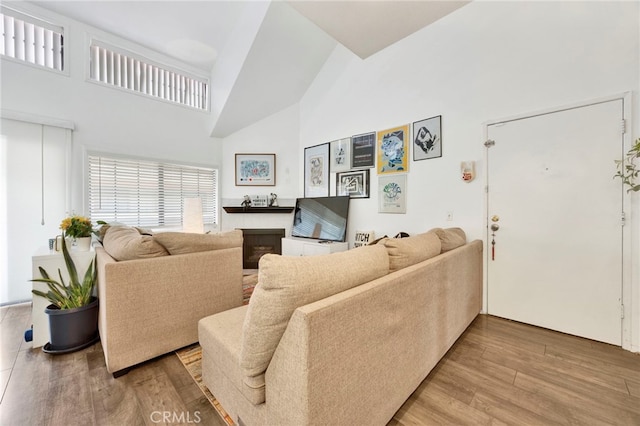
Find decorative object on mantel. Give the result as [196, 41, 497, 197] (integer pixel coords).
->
[60, 214, 94, 251]
[30, 233, 99, 354]
[241, 195, 252, 210]
[269, 193, 278, 207]
[250, 195, 269, 207]
[223, 206, 294, 214]
[614, 137, 640, 192]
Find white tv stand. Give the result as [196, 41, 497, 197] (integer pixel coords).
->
[281, 237, 349, 256]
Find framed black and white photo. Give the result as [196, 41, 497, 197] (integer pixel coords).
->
[378, 174, 407, 213]
[412, 115, 442, 161]
[351, 132, 376, 169]
[336, 169, 370, 198]
[304, 143, 329, 197]
[235, 153, 276, 186]
[330, 137, 351, 172]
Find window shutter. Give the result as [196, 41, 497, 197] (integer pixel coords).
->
[88, 40, 208, 111]
[1, 7, 64, 71]
[88, 155, 218, 228]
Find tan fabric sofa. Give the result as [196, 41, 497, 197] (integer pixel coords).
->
[198, 228, 482, 425]
[96, 228, 244, 376]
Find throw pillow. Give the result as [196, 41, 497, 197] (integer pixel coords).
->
[102, 226, 169, 261]
[153, 229, 243, 255]
[434, 227, 467, 252]
[240, 244, 390, 378]
[384, 230, 441, 272]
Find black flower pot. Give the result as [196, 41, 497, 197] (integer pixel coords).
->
[43, 296, 100, 354]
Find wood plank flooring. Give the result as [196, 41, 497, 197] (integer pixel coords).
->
[390, 315, 640, 426]
[1, 303, 638, 425]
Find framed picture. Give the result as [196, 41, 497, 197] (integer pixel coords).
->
[378, 174, 407, 213]
[336, 169, 370, 198]
[235, 153, 276, 186]
[413, 115, 442, 161]
[351, 132, 376, 169]
[330, 138, 351, 172]
[304, 143, 329, 197]
[377, 124, 410, 174]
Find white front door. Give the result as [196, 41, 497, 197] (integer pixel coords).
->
[486, 99, 624, 345]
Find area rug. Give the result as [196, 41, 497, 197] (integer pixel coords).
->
[175, 273, 258, 425]
[176, 344, 234, 425]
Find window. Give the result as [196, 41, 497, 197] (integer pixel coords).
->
[0, 6, 64, 71]
[89, 40, 208, 110]
[88, 154, 218, 229]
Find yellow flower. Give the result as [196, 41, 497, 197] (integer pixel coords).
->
[59, 215, 94, 238]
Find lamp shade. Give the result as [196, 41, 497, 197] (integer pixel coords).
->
[183, 198, 204, 233]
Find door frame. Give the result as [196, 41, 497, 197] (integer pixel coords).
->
[482, 92, 635, 352]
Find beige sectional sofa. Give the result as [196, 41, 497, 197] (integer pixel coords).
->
[95, 227, 244, 376]
[198, 228, 483, 425]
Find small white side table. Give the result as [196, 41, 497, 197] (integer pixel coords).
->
[31, 247, 96, 348]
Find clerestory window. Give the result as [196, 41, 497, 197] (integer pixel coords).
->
[89, 40, 209, 111]
[0, 6, 64, 72]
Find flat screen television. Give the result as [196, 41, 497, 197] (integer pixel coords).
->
[291, 196, 350, 242]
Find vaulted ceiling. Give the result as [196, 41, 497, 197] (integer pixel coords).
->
[31, 1, 469, 137]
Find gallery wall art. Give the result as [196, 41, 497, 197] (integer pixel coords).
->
[235, 153, 276, 186]
[330, 137, 351, 173]
[378, 174, 407, 213]
[377, 124, 409, 174]
[304, 143, 329, 197]
[351, 132, 376, 169]
[336, 169, 369, 198]
[412, 115, 442, 161]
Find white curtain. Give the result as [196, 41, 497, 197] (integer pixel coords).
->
[0, 118, 70, 304]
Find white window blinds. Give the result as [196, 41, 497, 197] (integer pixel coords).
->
[88, 155, 218, 228]
[0, 7, 64, 71]
[89, 41, 208, 110]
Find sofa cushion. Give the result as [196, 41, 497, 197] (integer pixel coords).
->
[154, 230, 243, 255]
[240, 244, 389, 378]
[198, 305, 268, 404]
[102, 226, 169, 261]
[384, 231, 441, 272]
[435, 227, 467, 252]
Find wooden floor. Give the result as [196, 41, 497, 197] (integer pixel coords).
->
[1, 303, 638, 426]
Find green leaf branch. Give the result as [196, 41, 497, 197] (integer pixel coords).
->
[615, 138, 640, 193]
[31, 232, 96, 309]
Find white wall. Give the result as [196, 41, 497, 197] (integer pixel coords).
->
[299, 1, 639, 244]
[0, 3, 220, 304]
[220, 104, 300, 232]
[0, 3, 222, 215]
[226, 1, 639, 348]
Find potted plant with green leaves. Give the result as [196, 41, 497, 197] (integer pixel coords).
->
[614, 138, 640, 192]
[60, 214, 94, 251]
[31, 233, 99, 354]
